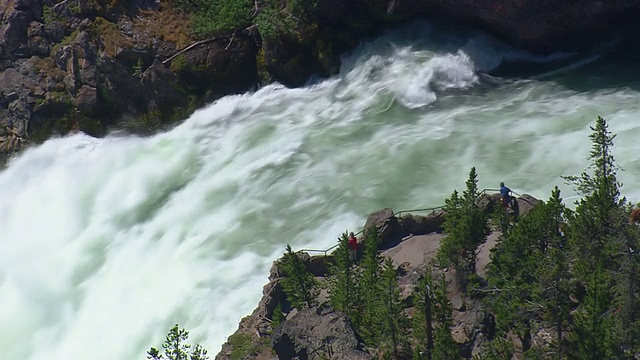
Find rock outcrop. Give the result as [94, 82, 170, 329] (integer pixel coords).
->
[0, 0, 260, 155]
[272, 305, 371, 360]
[216, 192, 540, 359]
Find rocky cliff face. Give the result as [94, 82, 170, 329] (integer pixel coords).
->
[214, 193, 541, 360]
[0, 0, 259, 155]
[1, 0, 638, 156]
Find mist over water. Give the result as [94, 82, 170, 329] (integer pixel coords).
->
[2, 21, 640, 359]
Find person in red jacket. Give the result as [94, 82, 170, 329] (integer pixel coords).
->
[348, 232, 358, 262]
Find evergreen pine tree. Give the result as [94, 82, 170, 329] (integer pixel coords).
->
[535, 187, 572, 358]
[281, 244, 319, 309]
[413, 268, 435, 360]
[491, 201, 514, 238]
[565, 115, 624, 272]
[432, 276, 461, 360]
[378, 257, 409, 358]
[147, 324, 209, 360]
[563, 116, 621, 204]
[164, 324, 191, 360]
[566, 262, 616, 360]
[328, 232, 357, 321]
[190, 345, 208, 360]
[564, 116, 625, 356]
[487, 189, 571, 353]
[357, 228, 383, 344]
[613, 218, 640, 357]
[437, 167, 488, 292]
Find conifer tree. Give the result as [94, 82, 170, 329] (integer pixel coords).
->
[328, 232, 358, 321]
[491, 201, 513, 238]
[437, 167, 488, 292]
[357, 228, 383, 344]
[413, 269, 436, 360]
[563, 116, 626, 356]
[378, 257, 408, 358]
[281, 244, 318, 309]
[564, 116, 620, 205]
[565, 115, 624, 271]
[535, 187, 572, 358]
[432, 275, 460, 360]
[613, 219, 640, 356]
[566, 262, 616, 360]
[147, 324, 209, 360]
[487, 189, 570, 353]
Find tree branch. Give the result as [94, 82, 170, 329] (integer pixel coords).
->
[225, 30, 236, 51]
[162, 37, 227, 65]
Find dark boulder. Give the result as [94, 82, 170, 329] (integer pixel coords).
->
[0, 0, 42, 60]
[308, 255, 332, 277]
[168, 33, 259, 99]
[516, 194, 541, 215]
[397, 210, 446, 238]
[363, 207, 397, 247]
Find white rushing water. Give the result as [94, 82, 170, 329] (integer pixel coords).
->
[2, 22, 640, 360]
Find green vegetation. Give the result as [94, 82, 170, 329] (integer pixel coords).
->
[327, 232, 357, 319]
[485, 116, 638, 359]
[431, 275, 460, 360]
[280, 244, 319, 309]
[253, 0, 307, 41]
[412, 268, 460, 360]
[226, 333, 271, 360]
[378, 257, 408, 357]
[147, 324, 208, 360]
[271, 302, 286, 328]
[437, 167, 488, 292]
[94, 16, 134, 57]
[412, 269, 435, 359]
[167, 0, 311, 40]
[217, 115, 640, 359]
[563, 116, 626, 359]
[358, 228, 386, 344]
[168, 0, 252, 38]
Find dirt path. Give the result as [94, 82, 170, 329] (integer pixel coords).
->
[381, 231, 502, 277]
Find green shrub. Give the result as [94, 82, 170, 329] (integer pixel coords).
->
[271, 302, 285, 328]
[227, 333, 271, 360]
[169, 0, 252, 38]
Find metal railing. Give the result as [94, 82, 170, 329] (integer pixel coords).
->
[297, 205, 446, 256]
[296, 187, 532, 256]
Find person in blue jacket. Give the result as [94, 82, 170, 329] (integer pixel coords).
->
[500, 182, 512, 208]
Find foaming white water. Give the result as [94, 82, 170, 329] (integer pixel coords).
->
[2, 21, 640, 360]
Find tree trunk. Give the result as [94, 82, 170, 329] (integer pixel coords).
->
[425, 285, 433, 360]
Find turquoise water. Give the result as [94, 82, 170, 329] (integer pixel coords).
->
[1, 21, 640, 359]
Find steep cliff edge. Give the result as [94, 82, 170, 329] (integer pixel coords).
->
[214, 193, 541, 359]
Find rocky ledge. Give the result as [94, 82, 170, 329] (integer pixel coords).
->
[2, 0, 638, 157]
[214, 193, 541, 360]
